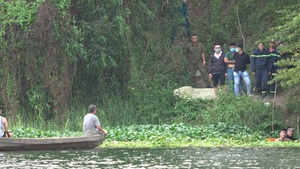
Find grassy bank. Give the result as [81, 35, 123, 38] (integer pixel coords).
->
[11, 123, 299, 148]
[3, 0, 298, 132]
[11, 91, 285, 132]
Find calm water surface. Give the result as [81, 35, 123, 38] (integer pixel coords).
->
[1, 147, 300, 168]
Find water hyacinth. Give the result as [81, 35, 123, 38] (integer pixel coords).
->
[11, 123, 299, 147]
[11, 123, 272, 141]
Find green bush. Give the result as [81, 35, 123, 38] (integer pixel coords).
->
[286, 88, 300, 115]
[12, 127, 83, 138]
[171, 91, 283, 132]
[105, 123, 269, 143]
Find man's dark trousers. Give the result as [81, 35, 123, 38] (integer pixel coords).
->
[255, 69, 269, 95]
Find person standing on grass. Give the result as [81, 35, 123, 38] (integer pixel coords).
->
[251, 42, 272, 97]
[208, 44, 226, 96]
[83, 104, 107, 137]
[224, 42, 244, 94]
[233, 43, 252, 96]
[0, 106, 13, 137]
[268, 40, 281, 96]
[184, 34, 210, 88]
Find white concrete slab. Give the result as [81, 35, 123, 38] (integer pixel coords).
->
[174, 86, 216, 99]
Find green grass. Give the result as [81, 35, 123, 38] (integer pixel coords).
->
[11, 123, 299, 148]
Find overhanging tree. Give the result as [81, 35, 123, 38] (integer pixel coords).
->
[267, 4, 300, 87]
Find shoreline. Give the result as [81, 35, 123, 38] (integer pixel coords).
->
[100, 139, 300, 148]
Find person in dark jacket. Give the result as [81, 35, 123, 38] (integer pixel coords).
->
[208, 44, 226, 96]
[233, 43, 252, 96]
[251, 42, 272, 97]
[285, 127, 297, 141]
[268, 40, 281, 96]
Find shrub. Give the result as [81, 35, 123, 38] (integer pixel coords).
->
[171, 91, 283, 132]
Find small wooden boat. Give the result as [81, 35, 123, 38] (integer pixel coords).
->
[0, 135, 104, 151]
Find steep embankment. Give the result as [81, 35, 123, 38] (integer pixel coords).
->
[181, 0, 299, 128]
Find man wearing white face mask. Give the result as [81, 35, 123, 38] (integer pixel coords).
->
[224, 42, 244, 94]
[233, 43, 252, 96]
[208, 44, 226, 96]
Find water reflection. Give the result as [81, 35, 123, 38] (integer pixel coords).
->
[1, 147, 300, 168]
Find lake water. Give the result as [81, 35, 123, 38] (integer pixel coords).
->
[1, 147, 300, 168]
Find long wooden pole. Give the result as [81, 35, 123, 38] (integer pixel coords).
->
[236, 7, 245, 51]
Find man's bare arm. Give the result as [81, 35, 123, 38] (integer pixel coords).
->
[224, 57, 235, 64]
[2, 118, 9, 132]
[96, 125, 107, 135]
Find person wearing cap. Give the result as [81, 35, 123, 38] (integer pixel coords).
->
[224, 42, 244, 93]
[251, 42, 272, 97]
[184, 34, 211, 88]
[268, 40, 281, 96]
[233, 43, 252, 96]
[208, 43, 226, 96]
[83, 104, 107, 137]
[0, 106, 13, 137]
[285, 127, 297, 141]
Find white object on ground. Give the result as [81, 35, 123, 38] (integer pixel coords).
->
[264, 102, 270, 107]
[174, 86, 216, 99]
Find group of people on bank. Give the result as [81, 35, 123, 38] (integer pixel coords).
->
[184, 34, 281, 96]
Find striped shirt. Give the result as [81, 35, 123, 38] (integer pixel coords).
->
[251, 48, 272, 72]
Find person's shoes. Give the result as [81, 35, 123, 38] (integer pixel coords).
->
[207, 85, 213, 88]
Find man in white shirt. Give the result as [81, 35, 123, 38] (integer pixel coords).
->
[83, 104, 107, 136]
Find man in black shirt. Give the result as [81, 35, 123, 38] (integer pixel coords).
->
[233, 43, 252, 96]
[286, 127, 297, 141]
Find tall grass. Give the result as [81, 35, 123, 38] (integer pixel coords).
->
[171, 91, 284, 132]
[11, 89, 285, 134]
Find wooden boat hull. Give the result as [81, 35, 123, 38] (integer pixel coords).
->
[0, 135, 104, 151]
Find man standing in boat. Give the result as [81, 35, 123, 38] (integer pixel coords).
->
[0, 106, 13, 137]
[83, 104, 107, 137]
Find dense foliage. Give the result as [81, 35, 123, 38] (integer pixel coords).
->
[172, 92, 283, 131]
[12, 123, 300, 147]
[13, 127, 83, 138]
[0, 0, 299, 130]
[265, 4, 300, 87]
[105, 123, 267, 142]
